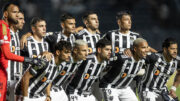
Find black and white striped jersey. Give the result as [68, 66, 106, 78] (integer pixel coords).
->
[140, 52, 180, 93]
[75, 29, 101, 55]
[21, 36, 49, 71]
[7, 30, 21, 81]
[99, 53, 145, 89]
[45, 31, 75, 52]
[21, 36, 49, 58]
[52, 60, 82, 89]
[104, 29, 141, 56]
[66, 55, 107, 93]
[16, 56, 62, 98]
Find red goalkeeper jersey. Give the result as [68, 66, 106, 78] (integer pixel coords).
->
[0, 20, 24, 69]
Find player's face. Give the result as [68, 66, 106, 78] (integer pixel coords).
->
[15, 13, 25, 30]
[135, 41, 149, 58]
[86, 14, 99, 30]
[63, 19, 76, 33]
[75, 45, 88, 60]
[59, 48, 71, 62]
[118, 15, 131, 30]
[166, 44, 178, 59]
[99, 45, 112, 60]
[6, 4, 19, 24]
[34, 21, 46, 38]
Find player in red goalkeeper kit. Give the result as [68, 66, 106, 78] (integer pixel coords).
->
[0, 2, 43, 101]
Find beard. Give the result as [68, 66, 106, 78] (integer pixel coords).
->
[8, 16, 18, 24]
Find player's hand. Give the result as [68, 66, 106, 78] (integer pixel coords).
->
[45, 96, 51, 101]
[169, 89, 177, 98]
[75, 26, 84, 33]
[123, 48, 132, 57]
[20, 32, 32, 49]
[41, 51, 53, 61]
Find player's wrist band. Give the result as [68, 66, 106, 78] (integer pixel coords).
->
[171, 86, 177, 91]
[47, 95, 51, 100]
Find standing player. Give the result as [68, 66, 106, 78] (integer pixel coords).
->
[0, 2, 43, 101]
[50, 40, 88, 101]
[75, 11, 101, 55]
[6, 11, 25, 101]
[66, 39, 111, 101]
[20, 17, 50, 64]
[16, 41, 72, 101]
[99, 38, 149, 101]
[103, 11, 156, 56]
[20, 13, 76, 52]
[103, 11, 157, 94]
[15, 17, 51, 100]
[139, 37, 180, 101]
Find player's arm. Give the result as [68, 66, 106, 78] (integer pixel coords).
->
[148, 47, 157, 53]
[20, 32, 32, 49]
[44, 33, 58, 46]
[169, 70, 180, 98]
[75, 26, 84, 33]
[1, 43, 25, 62]
[1, 43, 44, 66]
[45, 83, 52, 101]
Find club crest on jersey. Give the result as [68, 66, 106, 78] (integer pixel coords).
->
[88, 48, 93, 54]
[41, 77, 47, 82]
[115, 47, 119, 53]
[154, 69, 160, 75]
[121, 73, 127, 78]
[60, 70, 66, 76]
[11, 46, 16, 52]
[84, 73, 90, 79]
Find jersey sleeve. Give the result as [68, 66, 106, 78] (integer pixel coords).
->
[1, 43, 24, 62]
[45, 33, 58, 44]
[74, 33, 83, 40]
[0, 23, 10, 45]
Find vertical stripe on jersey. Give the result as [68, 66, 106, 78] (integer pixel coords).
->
[7, 30, 21, 81]
[78, 29, 100, 54]
[27, 37, 49, 57]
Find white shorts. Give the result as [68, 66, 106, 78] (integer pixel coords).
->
[68, 89, 97, 101]
[100, 86, 138, 101]
[50, 87, 68, 101]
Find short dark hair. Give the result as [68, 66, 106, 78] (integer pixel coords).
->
[54, 41, 72, 53]
[116, 11, 131, 20]
[30, 17, 45, 27]
[19, 9, 24, 15]
[82, 11, 97, 21]
[162, 37, 178, 48]
[96, 39, 111, 50]
[60, 13, 75, 22]
[2, 2, 19, 13]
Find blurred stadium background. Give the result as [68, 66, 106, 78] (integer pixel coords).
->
[0, 0, 180, 99]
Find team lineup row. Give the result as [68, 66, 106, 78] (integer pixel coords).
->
[0, 2, 180, 101]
